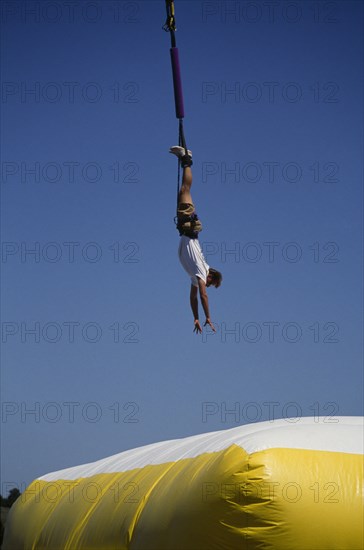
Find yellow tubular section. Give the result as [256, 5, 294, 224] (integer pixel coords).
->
[3, 445, 363, 549]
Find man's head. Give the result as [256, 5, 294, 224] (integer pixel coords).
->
[206, 268, 222, 288]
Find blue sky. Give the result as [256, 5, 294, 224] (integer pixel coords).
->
[1, 0, 363, 490]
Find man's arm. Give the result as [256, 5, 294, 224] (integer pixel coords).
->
[190, 284, 202, 333]
[197, 278, 216, 332]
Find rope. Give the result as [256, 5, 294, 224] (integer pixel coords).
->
[163, 1, 189, 224]
[177, 118, 187, 208]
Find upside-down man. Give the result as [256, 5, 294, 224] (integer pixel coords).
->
[170, 146, 222, 334]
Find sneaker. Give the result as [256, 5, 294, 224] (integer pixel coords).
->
[169, 146, 192, 159]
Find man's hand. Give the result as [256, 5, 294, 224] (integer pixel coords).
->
[204, 318, 216, 332]
[193, 319, 203, 334]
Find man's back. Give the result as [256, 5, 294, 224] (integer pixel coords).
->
[178, 236, 209, 287]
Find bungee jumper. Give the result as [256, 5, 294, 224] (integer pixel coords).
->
[170, 147, 222, 334]
[163, 1, 222, 334]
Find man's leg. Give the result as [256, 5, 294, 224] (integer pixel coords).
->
[170, 145, 203, 234]
[179, 166, 193, 204]
[169, 146, 194, 206]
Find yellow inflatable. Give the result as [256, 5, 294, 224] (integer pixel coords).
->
[3, 417, 363, 549]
